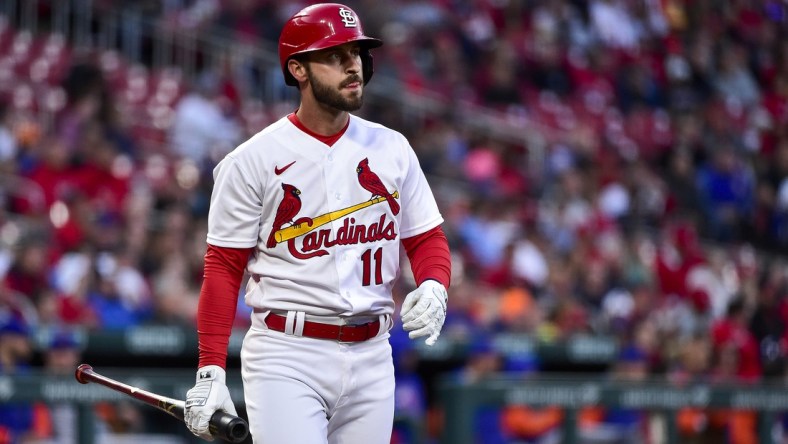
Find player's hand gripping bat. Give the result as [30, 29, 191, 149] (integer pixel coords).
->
[75, 364, 249, 443]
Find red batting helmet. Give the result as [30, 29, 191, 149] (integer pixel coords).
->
[278, 3, 383, 87]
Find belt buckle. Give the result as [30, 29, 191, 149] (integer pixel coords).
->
[337, 324, 347, 342]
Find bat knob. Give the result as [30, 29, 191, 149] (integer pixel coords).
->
[210, 411, 249, 443]
[75, 364, 93, 384]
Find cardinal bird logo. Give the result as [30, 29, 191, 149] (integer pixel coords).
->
[267, 183, 302, 248]
[356, 158, 400, 215]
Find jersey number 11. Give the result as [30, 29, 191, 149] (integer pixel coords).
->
[360, 248, 383, 286]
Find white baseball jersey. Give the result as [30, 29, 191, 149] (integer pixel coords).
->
[206, 114, 443, 318]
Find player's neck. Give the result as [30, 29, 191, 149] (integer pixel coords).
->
[289, 112, 349, 147]
[295, 103, 349, 136]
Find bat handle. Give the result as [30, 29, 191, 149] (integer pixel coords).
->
[76, 363, 248, 443]
[210, 411, 249, 443]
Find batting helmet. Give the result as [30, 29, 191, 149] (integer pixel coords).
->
[278, 3, 383, 87]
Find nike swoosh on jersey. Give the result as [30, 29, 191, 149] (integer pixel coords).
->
[274, 161, 296, 175]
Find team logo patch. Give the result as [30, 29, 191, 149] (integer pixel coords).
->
[356, 158, 400, 216]
[267, 159, 399, 260]
[338, 8, 357, 27]
[267, 184, 306, 249]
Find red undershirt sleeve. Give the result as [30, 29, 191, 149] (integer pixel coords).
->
[197, 244, 254, 369]
[401, 225, 452, 289]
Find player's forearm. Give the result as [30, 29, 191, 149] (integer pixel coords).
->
[197, 245, 253, 368]
[402, 226, 451, 288]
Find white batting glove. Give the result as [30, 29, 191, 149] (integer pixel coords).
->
[185, 365, 237, 441]
[400, 280, 448, 346]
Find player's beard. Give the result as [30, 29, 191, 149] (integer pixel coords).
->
[306, 68, 363, 112]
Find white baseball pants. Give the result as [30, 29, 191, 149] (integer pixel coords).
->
[241, 312, 395, 444]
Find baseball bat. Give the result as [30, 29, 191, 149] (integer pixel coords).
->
[275, 190, 399, 243]
[75, 364, 248, 443]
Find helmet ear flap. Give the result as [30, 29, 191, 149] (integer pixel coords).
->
[361, 48, 374, 85]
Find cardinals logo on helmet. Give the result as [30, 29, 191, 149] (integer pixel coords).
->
[338, 8, 357, 27]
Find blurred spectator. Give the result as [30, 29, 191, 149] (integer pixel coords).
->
[211, 0, 282, 44]
[695, 144, 756, 243]
[616, 61, 665, 114]
[589, 0, 640, 50]
[0, 312, 39, 443]
[57, 62, 117, 155]
[454, 335, 510, 444]
[663, 148, 703, 219]
[3, 237, 51, 304]
[654, 220, 706, 305]
[669, 333, 727, 444]
[36, 329, 84, 444]
[168, 70, 242, 166]
[669, 332, 713, 384]
[677, 336, 759, 444]
[49, 248, 99, 328]
[0, 311, 31, 373]
[510, 230, 550, 291]
[479, 42, 523, 108]
[748, 277, 787, 378]
[769, 139, 788, 246]
[456, 197, 521, 274]
[161, 0, 221, 32]
[85, 251, 153, 330]
[711, 41, 761, 109]
[579, 345, 652, 443]
[389, 327, 427, 444]
[711, 297, 762, 382]
[0, 101, 17, 164]
[14, 136, 75, 215]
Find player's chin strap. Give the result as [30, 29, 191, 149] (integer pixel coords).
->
[400, 280, 448, 346]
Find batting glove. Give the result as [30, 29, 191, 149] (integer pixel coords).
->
[400, 280, 448, 346]
[185, 365, 237, 441]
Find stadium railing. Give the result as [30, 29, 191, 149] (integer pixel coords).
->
[440, 374, 788, 444]
[5, 370, 787, 444]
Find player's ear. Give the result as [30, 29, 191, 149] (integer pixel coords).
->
[288, 58, 309, 85]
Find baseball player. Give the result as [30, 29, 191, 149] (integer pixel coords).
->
[183, 3, 452, 443]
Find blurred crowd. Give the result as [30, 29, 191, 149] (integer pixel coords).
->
[0, 0, 787, 443]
